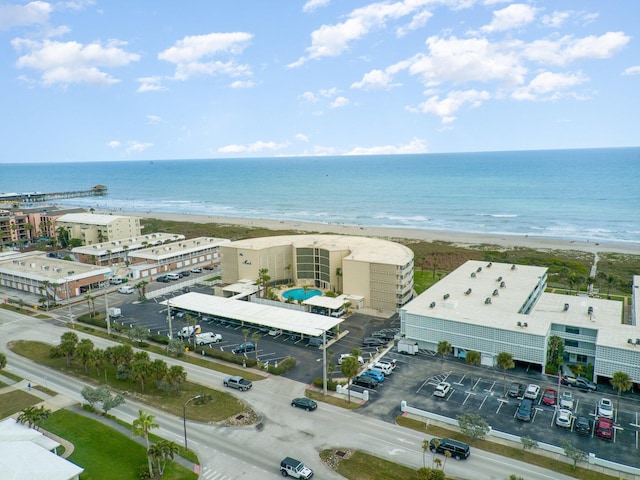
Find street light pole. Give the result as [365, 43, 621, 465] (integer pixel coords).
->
[167, 300, 173, 340]
[322, 330, 328, 396]
[183, 394, 202, 450]
[66, 271, 75, 327]
[105, 274, 111, 335]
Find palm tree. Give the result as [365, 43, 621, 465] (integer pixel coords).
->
[340, 356, 359, 403]
[422, 439, 430, 468]
[437, 340, 452, 365]
[258, 268, 270, 298]
[57, 331, 79, 366]
[84, 293, 96, 317]
[606, 274, 616, 297]
[252, 332, 261, 362]
[0, 352, 7, 372]
[75, 338, 95, 373]
[496, 352, 515, 395]
[135, 280, 149, 300]
[242, 328, 250, 343]
[149, 440, 179, 477]
[133, 410, 159, 477]
[611, 371, 632, 415]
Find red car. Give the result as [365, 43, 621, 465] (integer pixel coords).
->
[541, 388, 557, 406]
[596, 418, 613, 440]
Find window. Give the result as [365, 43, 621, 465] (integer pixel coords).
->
[565, 340, 578, 348]
[576, 354, 588, 363]
[566, 326, 580, 335]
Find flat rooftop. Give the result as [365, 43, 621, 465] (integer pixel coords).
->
[129, 237, 230, 261]
[160, 292, 341, 337]
[72, 232, 185, 255]
[227, 234, 414, 265]
[57, 212, 138, 225]
[403, 260, 633, 348]
[0, 252, 110, 283]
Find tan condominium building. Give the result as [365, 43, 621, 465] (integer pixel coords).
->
[221, 234, 415, 312]
[56, 213, 142, 245]
[401, 260, 640, 383]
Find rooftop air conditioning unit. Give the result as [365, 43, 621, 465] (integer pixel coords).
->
[487, 262, 492, 267]
[493, 289, 499, 296]
[628, 339, 634, 345]
[587, 306, 594, 315]
[429, 302, 436, 308]
[471, 272, 476, 278]
[524, 322, 528, 327]
[636, 339, 640, 345]
[497, 276, 503, 282]
[485, 298, 492, 304]
[511, 264, 517, 270]
[517, 321, 522, 326]
[563, 303, 569, 311]
[464, 288, 472, 295]
[500, 281, 506, 288]
[443, 293, 450, 300]
[477, 267, 482, 273]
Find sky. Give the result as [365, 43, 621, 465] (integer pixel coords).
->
[1, 0, 638, 163]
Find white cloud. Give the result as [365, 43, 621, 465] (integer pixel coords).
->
[147, 115, 162, 124]
[302, 0, 330, 13]
[352, 68, 398, 90]
[12, 38, 140, 86]
[410, 89, 491, 123]
[218, 140, 290, 154]
[0, 1, 51, 30]
[511, 71, 589, 101]
[541, 10, 572, 28]
[480, 3, 537, 33]
[230, 80, 255, 88]
[288, 0, 432, 67]
[523, 32, 631, 66]
[107, 140, 120, 148]
[125, 141, 153, 153]
[296, 133, 309, 142]
[345, 137, 427, 155]
[330, 96, 349, 108]
[623, 66, 640, 76]
[158, 32, 253, 81]
[396, 10, 432, 37]
[137, 76, 166, 92]
[301, 91, 319, 102]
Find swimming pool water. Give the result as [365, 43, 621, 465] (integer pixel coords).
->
[282, 288, 322, 301]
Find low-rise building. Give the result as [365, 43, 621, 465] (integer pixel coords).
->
[56, 213, 142, 245]
[400, 260, 640, 383]
[0, 206, 85, 248]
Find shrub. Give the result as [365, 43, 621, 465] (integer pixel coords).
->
[267, 357, 297, 375]
[312, 377, 341, 391]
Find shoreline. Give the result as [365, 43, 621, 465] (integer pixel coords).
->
[102, 209, 640, 256]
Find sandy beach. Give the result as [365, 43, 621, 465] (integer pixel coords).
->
[109, 209, 640, 256]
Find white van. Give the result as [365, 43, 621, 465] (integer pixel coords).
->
[118, 285, 135, 294]
[109, 277, 124, 285]
[166, 273, 180, 281]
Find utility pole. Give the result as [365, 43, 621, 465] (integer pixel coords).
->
[105, 274, 111, 335]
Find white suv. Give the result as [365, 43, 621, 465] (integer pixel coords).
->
[524, 384, 540, 400]
[338, 353, 364, 365]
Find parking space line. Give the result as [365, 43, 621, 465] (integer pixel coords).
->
[483, 380, 496, 394]
[454, 374, 466, 386]
[496, 398, 508, 414]
[472, 377, 481, 391]
[463, 391, 475, 405]
[478, 395, 488, 410]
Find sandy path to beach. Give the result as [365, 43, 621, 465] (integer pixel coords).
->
[109, 209, 639, 256]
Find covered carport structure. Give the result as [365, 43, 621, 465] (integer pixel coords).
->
[160, 292, 343, 339]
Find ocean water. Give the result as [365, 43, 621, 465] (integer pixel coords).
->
[2, 147, 639, 244]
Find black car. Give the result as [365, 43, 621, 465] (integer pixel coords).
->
[291, 397, 318, 411]
[573, 377, 597, 391]
[362, 337, 386, 347]
[352, 375, 378, 389]
[204, 265, 215, 270]
[515, 398, 534, 422]
[232, 342, 255, 354]
[575, 416, 592, 435]
[429, 438, 470, 460]
[156, 275, 170, 283]
[371, 330, 397, 341]
[507, 382, 525, 398]
[179, 271, 190, 277]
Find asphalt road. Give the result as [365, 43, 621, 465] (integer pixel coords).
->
[0, 309, 580, 480]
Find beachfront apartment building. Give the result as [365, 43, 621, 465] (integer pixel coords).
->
[0, 251, 111, 301]
[72, 232, 186, 266]
[221, 234, 415, 312]
[126, 236, 230, 280]
[0, 206, 85, 248]
[400, 260, 640, 383]
[56, 213, 142, 245]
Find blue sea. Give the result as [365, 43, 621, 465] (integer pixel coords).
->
[2, 148, 640, 245]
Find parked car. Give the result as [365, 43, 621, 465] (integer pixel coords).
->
[166, 273, 180, 281]
[156, 275, 170, 283]
[118, 285, 135, 294]
[374, 359, 397, 372]
[179, 271, 190, 277]
[362, 337, 386, 347]
[555, 409, 573, 428]
[352, 375, 378, 389]
[203, 265, 215, 270]
[507, 383, 525, 398]
[559, 391, 575, 410]
[429, 438, 470, 461]
[338, 353, 364, 365]
[597, 398, 614, 418]
[515, 398, 534, 422]
[232, 342, 255, 354]
[291, 397, 317, 411]
[433, 382, 451, 398]
[541, 388, 557, 406]
[306, 337, 323, 347]
[524, 384, 540, 400]
[371, 330, 397, 341]
[574, 416, 592, 435]
[595, 417, 613, 439]
[268, 328, 283, 337]
[573, 377, 597, 391]
[361, 369, 385, 383]
[190, 267, 202, 273]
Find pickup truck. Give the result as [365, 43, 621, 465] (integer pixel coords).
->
[223, 376, 252, 391]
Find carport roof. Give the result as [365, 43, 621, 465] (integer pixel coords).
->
[303, 295, 347, 309]
[160, 292, 342, 336]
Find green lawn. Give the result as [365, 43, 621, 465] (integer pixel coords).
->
[41, 409, 197, 480]
[320, 450, 435, 480]
[0, 390, 43, 418]
[10, 340, 249, 423]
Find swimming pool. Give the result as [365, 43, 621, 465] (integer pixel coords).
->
[282, 288, 322, 301]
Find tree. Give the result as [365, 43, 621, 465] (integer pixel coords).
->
[416, 468, 445, 480]
[252, 332, 261, 361]
[81, 385, 105, 408]
[17, 405, 51, 431]
[547, 336, 564, 368]
[465, 350, 481, 366]
[561, 440, 587, 470]
[101, 390, 125, 414]
[457, 413, 489, 442]
[131, 356, 153, 393]
[56, 226, 70, 249]
[0, 352, 6, 372]
[167, 338, 185, 357]
[134, 280, 149, 300]
[87, 348, 104, 376]
[258, 268, 270, 298]
[496, 351, 515, 395]
[84, 293, 96, 317]
[506, 476, 525, 480]
[149, 440, 179, 477]
[163, 365, 187, 394]
[521, 436, 538, 451]
[611, 371, 632, 415]
[133, 410, 159, 477]
[341, 356, 359, 403]
[53, 331, 79, 366]
[74, 338, 95, 373]
[127, 325, 150, 345]
[437, 340, 452, 364]
[422, 438, 430, 468]
[605, 274, 616, 297]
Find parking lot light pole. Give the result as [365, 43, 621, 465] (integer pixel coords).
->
[322, 330, 327, 396]
[183, 394, 202, 450]
[105, 273, 111, 335]
[66, 271, 75, 327]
